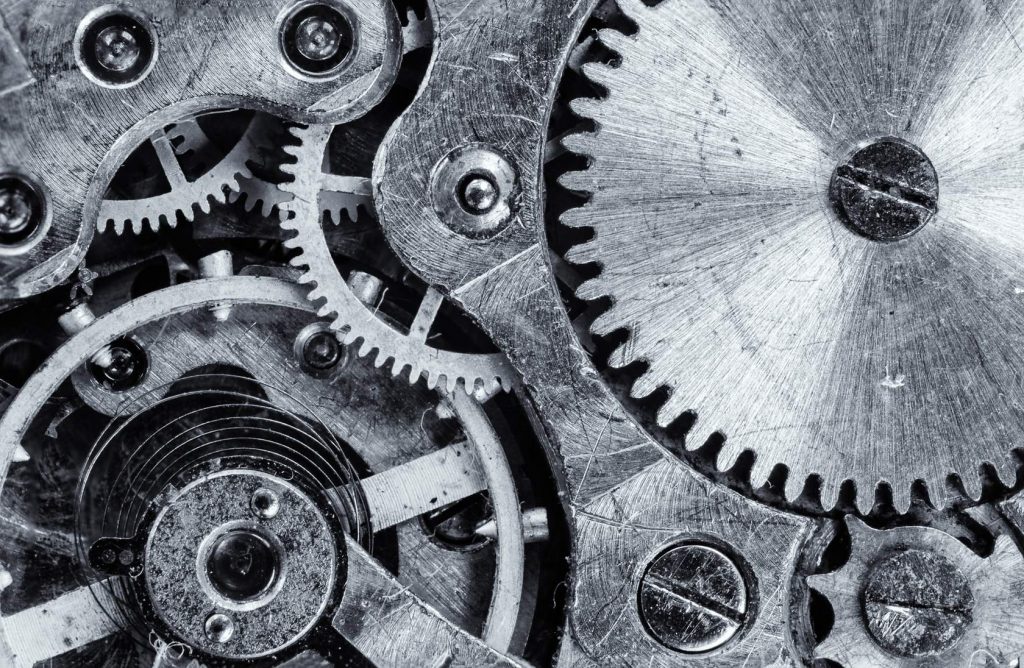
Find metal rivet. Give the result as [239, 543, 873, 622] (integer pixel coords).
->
[75, 7, 158, 88]
[279, 2, 354, 79]
[94, 25, 141, 73]
[204, 613, 235, 644]
[831, 137, 938, 241]
[251, 488, 281, 520]
[458, 174, 499, 214]
[863, 549, 974, 657]
[638, 543, 750, 654]
[431, 145, 520, 239]
[295, 15, 343, 61]
[0, 174, 45, 250]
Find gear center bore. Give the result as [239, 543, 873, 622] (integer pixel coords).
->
[830, 137, 939, 241]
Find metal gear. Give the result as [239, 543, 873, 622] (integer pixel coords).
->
[97, 113, 280, 235]
[806, 517, 1024, 666]
[558, 0, 1024, 512]
[225, 12, 431, 224]
[277, 123, 517, 396]
[0, 275, 540, 666]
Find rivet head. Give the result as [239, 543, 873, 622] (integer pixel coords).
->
[75, 7, 157, 88]
[295, 15, 342, 61]
[638, 543, 751, 654]
[431, 145, 520, 239]
[0, 174, 45, 249]
[279, 2, 354, 79]
[204, 613, 235, 644]
[251, 487, 281, 519]
[94, 25, 140, 73]
[863, 549, 974, 657]
[458, 175, 500, 214]
[831, 137, 938, 241]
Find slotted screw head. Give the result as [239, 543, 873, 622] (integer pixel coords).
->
[638, 543, 750, 653]
[831, 137, 939, 241]
[863, 549, 974, 658]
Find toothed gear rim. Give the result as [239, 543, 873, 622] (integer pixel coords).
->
[277, 123, 517, 395]
[556, 0, 1024, 513]
[97, 114, 278, 235]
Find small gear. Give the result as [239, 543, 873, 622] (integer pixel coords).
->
[806, 517, 1024, 666]
[557, 0, 1024, 512]
[97, 113, 279, 235]
[278, 124, 516, 396]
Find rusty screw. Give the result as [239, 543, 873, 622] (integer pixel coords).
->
[830, 137, 938, 241]
[862, 549, 974, 658]
[638, 543, 750, 653]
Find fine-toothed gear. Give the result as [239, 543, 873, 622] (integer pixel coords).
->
[97, 113, 280, 235]
[806, 517, 1024, 666]
[558, 0, 1024, 512]
[278, 123, 517, 396]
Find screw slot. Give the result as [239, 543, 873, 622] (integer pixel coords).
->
[862, 549, 974, 657]
[638, 542, 752, 654]
[75, 5, 158, 88]
[830, 137, 938, 241]
[279, 1, 355, 80]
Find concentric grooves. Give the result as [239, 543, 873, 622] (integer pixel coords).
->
[557, 0, 1024, 512]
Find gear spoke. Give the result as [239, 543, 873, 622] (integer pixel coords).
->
[334, 535, 522, 667]
[2, 579, 121, 667]
[354, 440, 485, 531]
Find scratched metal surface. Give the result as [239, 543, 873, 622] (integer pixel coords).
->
[558, 0, 1024, 513]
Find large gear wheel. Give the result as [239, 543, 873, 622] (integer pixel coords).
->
[557, 0, 1024, 512]
[278, 123, 517, 396]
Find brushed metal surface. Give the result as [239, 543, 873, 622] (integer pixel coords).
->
[561, 0, 1024, 511]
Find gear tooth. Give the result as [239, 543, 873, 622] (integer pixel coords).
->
[959, 467, 982, 504]
[890, 481, 913, 514]
[852, 482, 875, 515]
[713, 439, 744, 471]
[580, 61, 619, 89]
[995, 456, 1019, 487]
[575, 275, 611, 303]
[565, 240, 603, 268]
[560, 130, 599, 158]
[596, 27, 636, 56]
[818, 477, 840, 511]
[557, 170, 596, 197]
[749, 454, 774, 489]
[569, 97, 604, 122]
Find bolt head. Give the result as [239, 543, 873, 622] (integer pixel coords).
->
[863, 549, 974, 657]
[638, 543, 749, 654]
[458, 175, 500, 214]
[204, 613, 235, 644]
[295, 15, 342, 61]
[831, 137, 938, 241]
[302, 330, 342, 371]
[94, 25, 141, 72]
[0, 187, 34, 237]
[251, 487, 281, 519]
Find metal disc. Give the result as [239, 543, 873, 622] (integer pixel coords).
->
[560, 0, 1024, 511]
